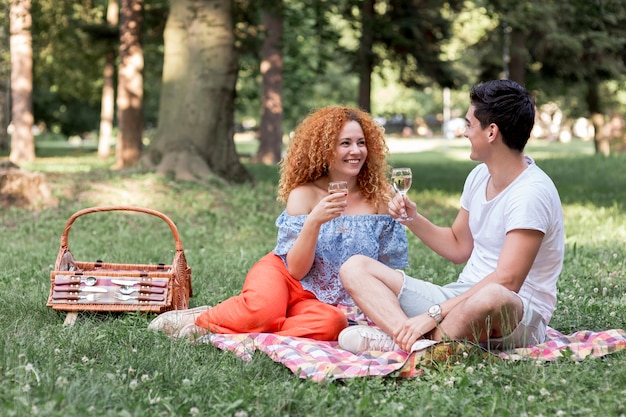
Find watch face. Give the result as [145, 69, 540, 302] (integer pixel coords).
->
[429, 305, 440, 314]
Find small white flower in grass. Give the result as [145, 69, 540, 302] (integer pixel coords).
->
[476, 380, 483, 387]
[54, 348, 61, 356]
[516, 391, 522, 396]
[25, 363, 34, 372]
[234, 411, 248, 417]
[444, 376, 455, 388]
[504, 385, 511, 392]
[23, 383, 31, 393]
[141, 374, 150, 382]
[556, 410, 566, 416]
[527, 395, 536, 402]
[150, 396, 161, 405]
[610, 311, 616, 317]
[593, 287, 599, 293]
[466, 366, 474, 374]
[88, 406, 96, 413]
[81, 356, 89, 363]
[540, 388, 550, 396]
[129, 379, 138, 390]
[128, 367, 136, 375]
[430, 384, 440, 392]
[189, 407, 200, 416]
[182, 378, 191, 385]
[55, 376, 69, 388]
[18, 353, 26, 360]
[31, 405, 39, 415]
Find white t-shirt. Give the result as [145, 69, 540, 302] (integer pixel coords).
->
[458, 156, 564, 324]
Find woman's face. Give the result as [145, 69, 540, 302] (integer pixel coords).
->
[328, 120, 368, 180]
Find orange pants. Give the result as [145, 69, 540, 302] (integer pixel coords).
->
[195, 252, 348, 341]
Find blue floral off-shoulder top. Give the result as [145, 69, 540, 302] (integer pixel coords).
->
[273, 211, 408, 306]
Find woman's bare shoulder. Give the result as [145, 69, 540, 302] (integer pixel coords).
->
[286, 183, 324, 215]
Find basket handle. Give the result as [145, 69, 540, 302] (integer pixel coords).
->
[59, 206, 185, 253]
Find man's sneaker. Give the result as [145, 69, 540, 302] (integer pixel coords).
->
[338, 325, 399, 353]
[148, 305, 211, 335]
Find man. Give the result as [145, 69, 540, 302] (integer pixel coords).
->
[339, 79, 565, 353]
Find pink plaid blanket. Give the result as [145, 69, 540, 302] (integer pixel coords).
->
[195, 307, 626, 382]
[199, 327, 626, 382]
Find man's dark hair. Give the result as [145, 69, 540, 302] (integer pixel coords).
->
[470, 80, 535, 152]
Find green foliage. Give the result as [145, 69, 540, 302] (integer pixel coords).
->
[1, 139, 625, 416]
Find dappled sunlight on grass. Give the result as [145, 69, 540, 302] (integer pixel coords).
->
[563, 202, 626, 246]
[22, 155, 116, 173]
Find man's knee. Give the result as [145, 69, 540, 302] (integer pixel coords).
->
[471, 283, 523, 324]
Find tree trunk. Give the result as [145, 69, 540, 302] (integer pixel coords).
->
[9, 0, 34, 164]
[146, 0, 250, 183]
[98, 0, 119, 160]
[508, 29, 526, 86]
[255, 2, 283, 165]
[0, 76, 8, 151]
[586, 79, 610, 156]
[0, 18, 8, 151]
[357, 0, 374, 112]
[116, 0, 143, 168]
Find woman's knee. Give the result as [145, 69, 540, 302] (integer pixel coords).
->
[340, 254, 371, 289]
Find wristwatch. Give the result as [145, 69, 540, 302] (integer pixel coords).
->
[428, 304, 443, 324]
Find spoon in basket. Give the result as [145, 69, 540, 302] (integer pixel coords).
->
[54, 275, 98, 286]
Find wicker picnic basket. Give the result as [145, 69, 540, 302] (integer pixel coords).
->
[46, 206, 192, 314]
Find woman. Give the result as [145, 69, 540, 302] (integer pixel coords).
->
[149, 106, 408, 341]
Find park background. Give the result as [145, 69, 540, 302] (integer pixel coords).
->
[1, 1, 626, 416]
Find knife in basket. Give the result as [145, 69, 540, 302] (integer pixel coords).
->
[110, 279, 168, 288]
[54, 285, 108, 293]
[52, 292, 100, 300]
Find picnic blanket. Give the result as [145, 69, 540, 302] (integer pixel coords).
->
[195, 307, 626, 382]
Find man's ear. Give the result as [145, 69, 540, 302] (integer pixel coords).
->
[488, 123, 499, 140]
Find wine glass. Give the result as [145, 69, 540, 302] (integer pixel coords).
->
[391, 167, 413, 221]
[328, 181, 348, 232]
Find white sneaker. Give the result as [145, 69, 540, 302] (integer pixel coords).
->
[338, 325, 399, 353]
[148, 305, 211, 335]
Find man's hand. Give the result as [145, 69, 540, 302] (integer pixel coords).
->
[393, 314, 437, 352]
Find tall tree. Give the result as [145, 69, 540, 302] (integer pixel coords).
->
[255, 1, 283, 164]
[146, 0, 251, 182]
[98, 0, 119, 159]
[9, 0, 34, 164]
[528, 0, 626, 155]
[116, 0, 143, 168]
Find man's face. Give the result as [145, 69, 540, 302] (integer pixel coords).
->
[464, 105, 490, 162]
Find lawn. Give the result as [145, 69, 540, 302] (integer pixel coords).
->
[1, 137, 625, 416]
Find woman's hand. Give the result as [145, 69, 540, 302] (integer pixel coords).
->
[308, 191, 347, 224]
[388, 192, 417, 222]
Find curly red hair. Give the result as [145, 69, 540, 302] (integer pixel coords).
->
[277, 106, 390, 209]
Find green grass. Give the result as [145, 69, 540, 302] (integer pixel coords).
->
[1, 138, 625, 416]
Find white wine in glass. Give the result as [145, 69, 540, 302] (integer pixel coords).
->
[328, 181, 348, 232]
[391, 168, 413, 221]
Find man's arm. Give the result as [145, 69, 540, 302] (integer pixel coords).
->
[399, 201, 474, 264]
